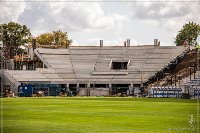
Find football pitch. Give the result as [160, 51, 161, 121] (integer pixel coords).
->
[1, 97, 199, 133]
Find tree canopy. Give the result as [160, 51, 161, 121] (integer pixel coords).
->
[0, 22, 31, 58]
[175, 22, 200, 46]
[36, 30, 72, 47]
[36, 33, 53, 45]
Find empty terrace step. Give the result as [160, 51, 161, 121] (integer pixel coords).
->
[5, 70, 47, 82]
[36, 48, 69, 55]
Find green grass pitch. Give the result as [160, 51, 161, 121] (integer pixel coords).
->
[1, 97, 199, 133]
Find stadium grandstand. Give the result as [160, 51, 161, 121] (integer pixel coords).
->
[1, 40, 200, 98]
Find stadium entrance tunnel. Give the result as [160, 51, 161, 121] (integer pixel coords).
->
[69, 84, 78, 96]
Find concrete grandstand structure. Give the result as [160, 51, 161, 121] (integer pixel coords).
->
[2, 45, 189, 96]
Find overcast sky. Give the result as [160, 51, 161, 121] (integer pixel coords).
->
[1, 0, 199, 46]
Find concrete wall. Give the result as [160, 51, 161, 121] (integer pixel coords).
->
[134, 87, 141, 94]
[78, 88, 109, 96]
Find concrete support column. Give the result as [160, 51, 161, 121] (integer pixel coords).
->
[77, 83, 79, 91]
[66, 83, 69, 91]
[87, 83, 90, 88]
[130, 83, 134, 95]
[109, 83, 112, 89]
[77, 83, 79, 88]
[130, 83, 133, 88]
[109, 83, 112, 95]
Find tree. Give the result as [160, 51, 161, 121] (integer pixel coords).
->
[36, 30, 72, 47]
[36, 33, 53, 46]
[175, 22, 200, 46]
[0, 22, 31, 59]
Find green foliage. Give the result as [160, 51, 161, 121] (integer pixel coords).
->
[36, 30, 72, 47]
[36, 33, 53, 45]
[175, 22, 200, 46]
[0, 22, 31, 58]
[2, 97, 197, 133]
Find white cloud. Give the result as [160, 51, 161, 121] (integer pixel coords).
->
[131, 1, 198, 31]
[70, 39, 79, 46]
[1, 1, 125, 36]
[0, 0, 26, 23]
[1, 1, 198, 46]
[197, 35, 200, 45]
[15, 2, 125, 36]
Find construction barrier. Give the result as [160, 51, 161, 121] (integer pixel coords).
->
[149, 86, 200, 98]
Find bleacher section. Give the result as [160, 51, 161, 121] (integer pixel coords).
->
[4, 46, 187, 87]
[5, 70, 49, 82]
